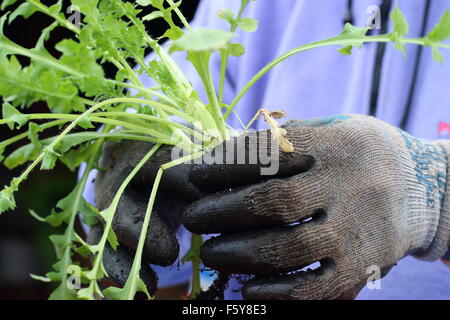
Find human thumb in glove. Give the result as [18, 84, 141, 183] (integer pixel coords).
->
[183, 114, 450, 300]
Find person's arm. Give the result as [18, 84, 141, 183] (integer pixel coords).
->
[182, 114, 450, 299]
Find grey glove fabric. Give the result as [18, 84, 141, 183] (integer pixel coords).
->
[91, 140, 201, 291]
[183, 114, 450, 300]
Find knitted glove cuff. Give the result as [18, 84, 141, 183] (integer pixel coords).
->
[414, 140, 450, 261]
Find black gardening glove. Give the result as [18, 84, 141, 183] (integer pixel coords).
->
[89, 140, 201, 294]
[182, 115, 450, 300]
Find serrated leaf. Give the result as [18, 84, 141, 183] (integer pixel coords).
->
[170, 28, 234, 53]
[0, 185, 17, 214]
[0, 56, 85, 113]
[2, 102, 30, 130]
[237, 17, 258, 32]
[4, 132, 110, 170]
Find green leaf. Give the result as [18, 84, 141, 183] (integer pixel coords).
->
[79, 201, 99, 226]
[4, 132, 110, 170]
[0, 185, 17, 214]
[107, 227, 119, 250]
[30, 273, 51, 283]
[1, 0, 18, 10]
[60, 142, 98, 172]
[77, 282, 101, 300]
[8, 2, 38, 23]
[181, 242, 200, 264]
[78, 114, 94, 129]
[142, 11, 164, 21]
[41, 147, 60, 170]
[159, 26, 184, 41]
[391, 5, 409, 36]
[237, 17, 258, 32]
[424, 10, 450, 63]
[48, 283, 78, 300]
[2, 102, 30, 130]
[228, 43, 245, 57]
[4, 142, 40, 170]
[0, 56, 85, 113]
[390, 5, 409, 56]
[104, 276, 151, 300]
[337, 23, 369, 55]
[427, 10, 450, 43]
[170, 28, 234, 53]
[432, 46, 444, 63]
[56, 39, 104, 78]
[136, 0, 152, 6]
[218, 8, 234, 24]
[44, 185, 86, 227]
[28, 123, 43, 150]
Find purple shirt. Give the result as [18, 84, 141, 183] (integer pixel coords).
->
[83, 0, 450, 299]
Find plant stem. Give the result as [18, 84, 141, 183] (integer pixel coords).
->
[57, 137, 103, 299]
[195, 54, 229, 141]
[26, 0, 80, 33]
[166, 0, 192, 31]
[188, 234, 203, 299]
[9, 98, 166, 189]
[224, 35, 450, 120]
[123, 166, 164, 300]
[218, 0, 249, 102]
[0, 120, 67, 150]
[90, 144, 162, 299]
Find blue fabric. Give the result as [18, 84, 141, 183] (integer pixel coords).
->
[444, 249, 450, 260]
[83, 0, 450, 299]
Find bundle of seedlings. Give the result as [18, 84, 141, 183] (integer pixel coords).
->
[0, 0, 450, 300]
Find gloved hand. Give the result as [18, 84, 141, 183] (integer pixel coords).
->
[182, 114, 450, 300]
[90, 140, 201, 294]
